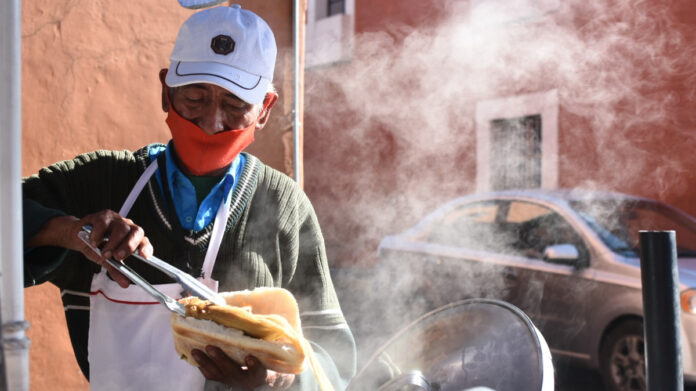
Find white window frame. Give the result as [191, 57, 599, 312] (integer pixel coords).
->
[305, 0, 355, 68]
[469, 0, 560, 25]
[475, 89, 559, 192]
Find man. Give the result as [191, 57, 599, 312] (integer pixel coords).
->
[23, 5, 356, 391]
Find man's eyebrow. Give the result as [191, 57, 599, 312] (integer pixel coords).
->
[223, 92, 245, 101]
[181, 84, 208, 91]
[178, 84, 247, 103]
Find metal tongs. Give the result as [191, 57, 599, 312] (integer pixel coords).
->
[78, 225, 226, 316]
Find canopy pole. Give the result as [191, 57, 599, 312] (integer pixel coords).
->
[292, 0, 303, 186]
[0, 0, 31, 390]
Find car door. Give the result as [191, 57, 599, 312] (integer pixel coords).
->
[417, 199, 532, 307]
[499, 200, 595, 352]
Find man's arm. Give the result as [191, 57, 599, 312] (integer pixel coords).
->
[22, 151, 154, 288]
[24, 204, 153, 288]
[286, 195, 357, 391]
[23, 198, 70, 287]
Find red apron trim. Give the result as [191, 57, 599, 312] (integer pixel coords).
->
[90, 289, 161, 305]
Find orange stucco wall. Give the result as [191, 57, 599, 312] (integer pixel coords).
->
[21, 1, 302, 389]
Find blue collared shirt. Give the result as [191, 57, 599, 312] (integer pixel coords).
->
[149, 142, 244, 232]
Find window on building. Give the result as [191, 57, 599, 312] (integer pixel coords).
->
[470, 0, 561, 24]
[327, 0, 345, 17]
[316, 0, 345, 20]
[489, 114, 542, 190]
[475, 90, 558, 192]
[306, 0, 354, 67]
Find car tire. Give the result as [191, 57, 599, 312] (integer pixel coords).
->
[599, 319, 646, 391]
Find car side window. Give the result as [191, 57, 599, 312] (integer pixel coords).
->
[505, 201, 588, 262]
[426, 201, 508, 252]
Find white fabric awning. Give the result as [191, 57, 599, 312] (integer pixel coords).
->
[0, 0, 30, 390]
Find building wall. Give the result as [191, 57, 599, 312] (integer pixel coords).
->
[303, 0, 696, 268]
[20, 1, 301, 388]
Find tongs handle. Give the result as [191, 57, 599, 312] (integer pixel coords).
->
[127, 250, 225, 306]
[79, 225, 225, 309]
[77, 228, 186, 316]
[106, 257, 186, 316]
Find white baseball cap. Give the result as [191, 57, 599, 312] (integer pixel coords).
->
[165, 5, 277, 104]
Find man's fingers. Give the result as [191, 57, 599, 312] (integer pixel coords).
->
[206, 346, 246, 379]
[104, 263, 131, 288]
[242, 355, 266, 383]
[107, 224, 145, 260]
[197, 364, 214, 380]
[71, 210, 151, 289]
[138, 236, 153, 259]
[192, 349, 226, 380]
[77, 242, 130, 288]
[192, 348, 268, 389]
[78, 211, 148, 262]
[82, 213, 115, 247]
[100, 218, 132, 259]
[74, 233, 101, 261]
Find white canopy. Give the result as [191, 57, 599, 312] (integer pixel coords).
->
[0, 0, 29, 390]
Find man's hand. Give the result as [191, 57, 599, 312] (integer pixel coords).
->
[192, 347, 295, 390]
[27, 209, 153, 287]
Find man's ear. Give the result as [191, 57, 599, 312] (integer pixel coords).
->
[159, 69, 170, 113]
[255, 92, 279, 130]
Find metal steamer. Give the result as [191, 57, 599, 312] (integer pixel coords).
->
[347, 299, 554, 391]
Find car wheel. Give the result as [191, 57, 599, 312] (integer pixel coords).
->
[600, 319, 645, 391]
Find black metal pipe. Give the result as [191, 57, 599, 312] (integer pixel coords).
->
[639, 230, 683, 391]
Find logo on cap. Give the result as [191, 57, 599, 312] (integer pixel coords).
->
[211, 35, 235, 55]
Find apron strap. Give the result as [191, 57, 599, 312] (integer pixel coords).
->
[119, 159, 159, 217]
[201, 191, 232, 280]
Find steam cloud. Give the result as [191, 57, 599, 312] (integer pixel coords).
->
[304, 0, 696, 369]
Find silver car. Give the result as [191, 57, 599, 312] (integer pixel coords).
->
[375, 189, 696, 391]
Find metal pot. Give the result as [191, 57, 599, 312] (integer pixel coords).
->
[347, 299, 554, 391]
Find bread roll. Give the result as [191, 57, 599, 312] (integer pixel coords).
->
[170, 287, 306, 374]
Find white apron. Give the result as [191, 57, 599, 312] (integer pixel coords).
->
[88, 159, 231, 391]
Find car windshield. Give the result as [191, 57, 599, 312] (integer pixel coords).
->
[569, 198, 696, 257]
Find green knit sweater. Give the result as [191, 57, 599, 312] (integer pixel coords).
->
[23, 144, 356, 391]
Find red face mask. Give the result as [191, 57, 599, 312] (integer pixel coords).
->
[163, 83, 265, 176]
